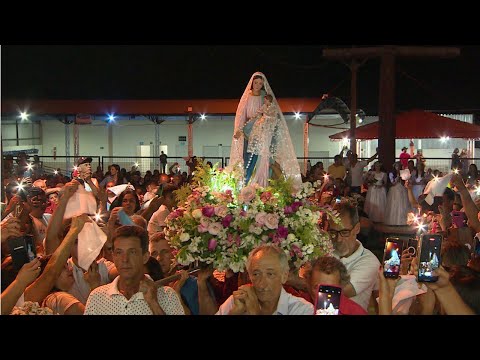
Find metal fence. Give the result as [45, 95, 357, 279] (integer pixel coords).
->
[3, 154, 480, 178]
[101, 156, 224, 175]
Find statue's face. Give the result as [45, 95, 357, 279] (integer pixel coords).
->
[252, 78, 264, 93]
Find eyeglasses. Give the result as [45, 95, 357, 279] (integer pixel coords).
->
[328, 227, 356, 239]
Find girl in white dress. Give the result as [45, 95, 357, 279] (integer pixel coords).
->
[364, 161, 387, 223]
[384, 162, 411, 225]
[412, 161, 427, 201]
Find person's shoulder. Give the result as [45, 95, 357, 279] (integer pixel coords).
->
[89, 283, 112, 297]
[157, 285, 178, 298]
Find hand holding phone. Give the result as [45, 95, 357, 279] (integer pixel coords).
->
[383, 238, 403, 279]
[473, 235, 480, 258]
[407, 238, 418, 256]
[417, 234, 443, 282]
[314, 284, 342, 315]
[8, 235, 37, 271]
[117, 209, 134, 226]
[451, 210, 467, 228]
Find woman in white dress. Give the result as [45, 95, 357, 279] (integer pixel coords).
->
[384, 162, 411, 225]
[411, 161, 427, 201]
[364, 161, 387, 223]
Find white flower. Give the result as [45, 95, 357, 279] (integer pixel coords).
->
[192, 208, 203, 219]
[287, 233, 297, 241]
[179, 233, 190, 242]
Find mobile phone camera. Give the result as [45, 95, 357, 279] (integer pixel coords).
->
[408, 246, 416, 256]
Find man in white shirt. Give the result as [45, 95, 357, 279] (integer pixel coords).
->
[216, 244, 313, 315]
[147, 186, 176, 235]
[348, 153, 378, 194]
[84, 225, 184, 315]
[328, 199, 380, 311]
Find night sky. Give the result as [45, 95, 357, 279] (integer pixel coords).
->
[2, 45, 479, 114]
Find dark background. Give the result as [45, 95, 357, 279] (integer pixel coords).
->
[2, 45, 479, 114]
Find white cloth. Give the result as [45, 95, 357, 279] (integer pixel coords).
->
[216, 287, 314, 315]
[335, 240, 381, 311]
[108, 184, 134, 196]
[77, 222, 108, 271]
[64, 185, 97, 218]
[63, 185, 106, 270]
[423, 173, 453, 205]
[400, 169, 411, 181]
[84, 276, 185, 315]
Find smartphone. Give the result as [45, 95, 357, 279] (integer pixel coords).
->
[473, 235, 480, 257]
[117, 209, 134, 226]
[407, 238, 418, 256]
[417, 234, 443, 282]
[383, 238, 403, 279]
[314, 284, 342, 315]
[8, 235, 36, 271]
[451, 211, 467, 228]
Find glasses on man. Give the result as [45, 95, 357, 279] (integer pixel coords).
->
[328, 227, 355, 239]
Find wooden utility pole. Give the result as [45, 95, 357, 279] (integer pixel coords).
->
[323, 46, 460, 167]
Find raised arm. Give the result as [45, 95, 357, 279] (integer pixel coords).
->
[45, 180, 79, 254]
[1, 258, 41, 315]
[451, 174, 480, 232]
[24, 214, 91, 304]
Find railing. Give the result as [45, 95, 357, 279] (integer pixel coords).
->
[3, 154, 480, 178]
[101, 156, 224, 174]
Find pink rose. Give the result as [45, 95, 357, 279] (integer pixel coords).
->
[214, 205, 228, 218]
[208, 222, 223, 236]
[198, 223, 209, 233]
[255, 212, 267, 226]
[239, 186, 256, 203]
[264, 214, 279, 229]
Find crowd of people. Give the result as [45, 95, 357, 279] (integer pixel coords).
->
[1, 72, 479, 316]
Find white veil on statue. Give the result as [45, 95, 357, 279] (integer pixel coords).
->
[229, 71, 302, 188]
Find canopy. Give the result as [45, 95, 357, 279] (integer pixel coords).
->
[329, 110, 480, 140]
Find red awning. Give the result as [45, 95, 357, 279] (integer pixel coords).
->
[329, 110, 480, 140]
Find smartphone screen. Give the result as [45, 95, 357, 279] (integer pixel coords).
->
[473, 235, 480, 257]
[117, 209, 134, 226]
[418, 234, 443, 282]
[407, 238, 418, 256]
[451, 211, 467, 228]
[383, 238, 403, 278]
[314, 284, 341, 315]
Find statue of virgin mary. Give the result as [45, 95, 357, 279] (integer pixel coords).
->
[229, 71, 301, 188]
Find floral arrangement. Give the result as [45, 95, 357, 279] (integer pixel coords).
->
[165, 161, 339, 273]
[10, 301, 54, 315]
